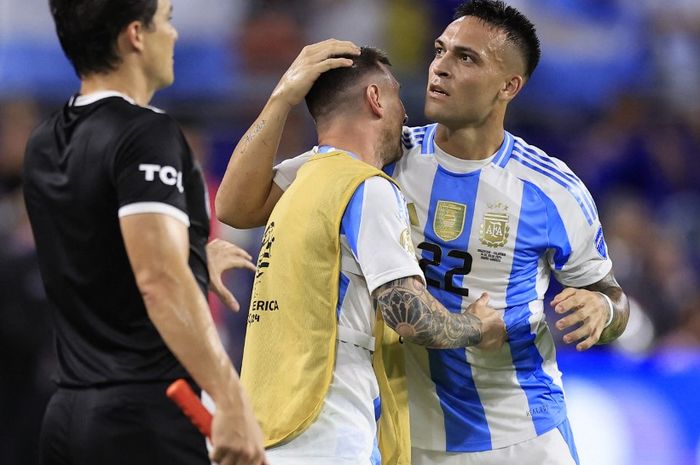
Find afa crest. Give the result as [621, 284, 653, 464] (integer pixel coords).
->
[479, 204, 510, 248]
[433, 201, 466, 242]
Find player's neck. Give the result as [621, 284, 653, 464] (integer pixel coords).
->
[317, 124, 383, 169]
[80, 67, 156, 107]
[434, 123, 505, 161]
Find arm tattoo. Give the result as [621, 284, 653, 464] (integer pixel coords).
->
[239, 119, 267, 155]
[372, 276, 482, 348]
[583, 270, 630, 344]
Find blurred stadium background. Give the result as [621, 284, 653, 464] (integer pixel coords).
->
[1, 1, 699, 464]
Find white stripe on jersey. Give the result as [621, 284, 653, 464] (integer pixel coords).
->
[504, 136, 611, 287]
[118, 201, 190, 226]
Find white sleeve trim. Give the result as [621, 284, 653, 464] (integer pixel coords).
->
[272, 168, 294, 192]
[118, 202, 190, 227]
[272, 151, 314, 191]
[554, 259, 612, 288]
[366, 266, 425, 295]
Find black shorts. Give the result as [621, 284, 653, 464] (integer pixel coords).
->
[39, 382, 208, 465]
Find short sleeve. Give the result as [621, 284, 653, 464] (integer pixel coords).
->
[341, 176, 423, 293]
[113, 113, 191, 226]
[273, 151, 314, 191]
[542, 184, 613, 287]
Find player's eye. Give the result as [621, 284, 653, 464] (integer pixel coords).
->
[460, 54, 474, 63]
[434, 46, 444, 57]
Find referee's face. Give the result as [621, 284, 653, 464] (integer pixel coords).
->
[425, 16, 521, 129]
[143, 0, 178, 89]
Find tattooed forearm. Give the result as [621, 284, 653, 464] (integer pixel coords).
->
[372, 276, 482, 348]
[239, 119, 267, 155]
[584, 270, 630, 344]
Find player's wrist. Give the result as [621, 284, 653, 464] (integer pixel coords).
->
[595, 291, 615, 328]
[268, 89, 298, 112]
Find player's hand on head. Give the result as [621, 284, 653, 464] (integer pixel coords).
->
[209, 393, 267, 465]
[465, 293, 507, 350]
[551, 287, 610, 351]
[206, 238, 256, 312]
[271, 38, 361, 109]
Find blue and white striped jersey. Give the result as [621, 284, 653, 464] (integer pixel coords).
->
[273, 127, 612, 454]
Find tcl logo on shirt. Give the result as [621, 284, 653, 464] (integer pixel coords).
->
[138, 164, 184, 193]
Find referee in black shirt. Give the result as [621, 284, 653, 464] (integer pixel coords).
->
[23, 1, 267, 464]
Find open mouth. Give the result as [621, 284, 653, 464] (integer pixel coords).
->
[428, 84, 449, 97]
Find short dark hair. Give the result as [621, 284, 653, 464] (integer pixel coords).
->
[49, 0, 158, 77]
[454, 0, 540, 78]
[305, 47, 392, 123]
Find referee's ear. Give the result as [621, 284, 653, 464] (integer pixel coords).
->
[500, 74, 524, 103]
[118, 20, 147, 56]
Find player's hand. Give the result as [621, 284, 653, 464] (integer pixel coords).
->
[209, 392, 267, 465]
[465, 293, 506, 350]
[270, 39, 361, 109]
[551, 287, 610, 351]
[206, 238, 256, 311]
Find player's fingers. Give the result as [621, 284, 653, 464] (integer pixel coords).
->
[237, 249, 253, 261]
[555, 309, 587, 330]
[576, 333, 600, 351]
[225, 243, 253, 261]
[297, 41, 357, 68]
[230, 256, 257, 272]
[220, 288, 241, 312]
[562, 323, 591, 345]
[210, 275, 241, 311]
[321, 38, 360, 49]
[254, 452, 268, 465]
[209, 445, 227, 464]
[299, 38, 343, 54]
[463, 293, 490, 315]
[236, 446, 263, 465]
[302, 50, 358, 72]
[222, 454, 240, 465]
[551, 287, 577, 306]
[552, 293, 586, 314]
[307, 39, 360, 59]
[210, 273, 225, 294]
[314, 58, 355, 74]
[210, 446, 249, 465]
[551, 291, 577, 309]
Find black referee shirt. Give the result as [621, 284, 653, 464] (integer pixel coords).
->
[23, 93, 210, 387]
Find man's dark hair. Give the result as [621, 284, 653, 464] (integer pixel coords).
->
[305, 47, 391, 123]
[454, 0, 541, 78]
[49, 0, 158, 77]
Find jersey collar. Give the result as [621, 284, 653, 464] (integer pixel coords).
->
[491, 131, 515, 167]
[421, 124, 515, 169]
[314, 145, 359, 159]
[71, 91, 136, 107]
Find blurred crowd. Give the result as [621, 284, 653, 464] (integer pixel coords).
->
[1, 0, 699, 463]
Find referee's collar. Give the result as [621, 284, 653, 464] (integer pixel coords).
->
[71, 91, 135, 107]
